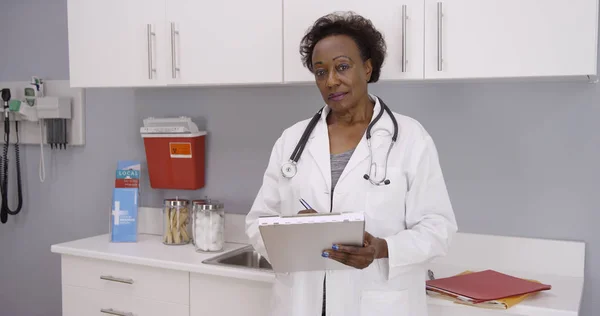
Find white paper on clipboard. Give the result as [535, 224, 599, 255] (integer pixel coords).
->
[258, 212, 365, 273]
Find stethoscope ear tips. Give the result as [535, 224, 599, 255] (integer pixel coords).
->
[364, 174, 391, 185]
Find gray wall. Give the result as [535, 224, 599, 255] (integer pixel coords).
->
[0, 0, 597, 315]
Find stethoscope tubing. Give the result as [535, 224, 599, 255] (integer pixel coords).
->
[282, 96, 399, 185]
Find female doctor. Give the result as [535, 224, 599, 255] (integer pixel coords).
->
[246, 11, 458, 316]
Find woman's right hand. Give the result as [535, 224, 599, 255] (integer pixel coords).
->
[297, 209, 318, 214]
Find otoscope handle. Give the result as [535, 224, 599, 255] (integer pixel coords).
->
[1, 89, 10, 121]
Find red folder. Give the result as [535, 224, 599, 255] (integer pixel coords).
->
[426, 269, 551, 304]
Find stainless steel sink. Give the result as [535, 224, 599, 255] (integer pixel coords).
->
[202, 245, 273, 272]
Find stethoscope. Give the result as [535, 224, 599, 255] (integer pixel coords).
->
[281, 96, 399, 186]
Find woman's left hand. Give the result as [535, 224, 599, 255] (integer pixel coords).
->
[323, 232, 388, 269]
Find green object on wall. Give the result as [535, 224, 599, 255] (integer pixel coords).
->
[9, 100, 21, 112]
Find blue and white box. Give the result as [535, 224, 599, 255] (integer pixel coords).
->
[110, 160, 141, 242]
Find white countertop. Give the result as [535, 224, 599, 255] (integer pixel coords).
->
[51, 233, 584, 316]
[425, 263, 584, 316]
[51, 234, 276, 283]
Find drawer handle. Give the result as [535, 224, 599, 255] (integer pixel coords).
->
[100, 275, 134, 284]
[101, 308, 134, 316]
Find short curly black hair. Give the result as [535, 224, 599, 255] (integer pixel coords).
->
[299, 11, 387, 83]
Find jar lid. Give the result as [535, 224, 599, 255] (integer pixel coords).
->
[192, 199, 209, 205]
[164, 198, 189, 207]
[194, 199, 224, 210]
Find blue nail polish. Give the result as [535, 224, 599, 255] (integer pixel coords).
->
[332, 244, 339, 251]
[322, 252, 329, 258]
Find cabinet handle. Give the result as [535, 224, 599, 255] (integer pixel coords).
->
[401, 4, 408, 72]
[100, 275, 134, 284]
[437, 2, 443, 71]
[100, 308, 134, 316]
[147, 24, 157, 79]
[171, 22, 180, 79]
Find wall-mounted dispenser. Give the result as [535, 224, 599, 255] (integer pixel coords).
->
[0, 78, 86, 183]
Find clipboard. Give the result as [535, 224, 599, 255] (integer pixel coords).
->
[258, 212, 365, 273]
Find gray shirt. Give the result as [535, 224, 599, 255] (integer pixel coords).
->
[330, 148, 355, 191]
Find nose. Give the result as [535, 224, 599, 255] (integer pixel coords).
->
[326, 70, 340, 88]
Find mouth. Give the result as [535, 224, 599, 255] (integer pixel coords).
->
[328, 92, 348, 101]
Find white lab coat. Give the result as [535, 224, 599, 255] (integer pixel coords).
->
[246, 95, 458, 316]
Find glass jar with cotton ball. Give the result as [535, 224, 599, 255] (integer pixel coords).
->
[192, 199, 225, 252]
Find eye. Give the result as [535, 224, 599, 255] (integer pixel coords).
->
[315, 69, 326, 77]
[337, 63, 350, 71]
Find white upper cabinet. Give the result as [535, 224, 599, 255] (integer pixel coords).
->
[166, 0, 283, 85]
[67, 0, 282, 88]
[67, 0, 167, 88]
[424, 0, 599, 80]
[283, 0, 425, 83]
[66, 0, 599, 87]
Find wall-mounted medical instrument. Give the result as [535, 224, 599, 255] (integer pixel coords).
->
[0, 88, 23, 224]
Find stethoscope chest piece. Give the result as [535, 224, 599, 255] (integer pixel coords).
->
[281, 161, 297, 178]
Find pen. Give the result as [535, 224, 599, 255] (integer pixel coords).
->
[299, 198, 312, 210]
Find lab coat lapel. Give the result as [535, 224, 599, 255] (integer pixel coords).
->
[307, 110, 332, 192]
[337, 96, 388, 184]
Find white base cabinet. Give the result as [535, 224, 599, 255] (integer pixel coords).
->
[190, 273, 272, 316]
[62, 285, 189, 316]
[59, 255, 272, 316]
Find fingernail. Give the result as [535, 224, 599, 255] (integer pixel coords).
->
[322, 251, 329, 258]
[332, 244, 339, 251]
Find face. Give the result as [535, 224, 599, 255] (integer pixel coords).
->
[311, 35, 373, 112]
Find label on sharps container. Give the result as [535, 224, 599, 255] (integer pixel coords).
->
[111, 188, 138, 242]
[169, 142, 192, 158]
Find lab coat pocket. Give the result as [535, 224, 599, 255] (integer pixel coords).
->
[364, 167, 407, 235]
[359, 289, 410, 316]
[277, 162, 317, 216]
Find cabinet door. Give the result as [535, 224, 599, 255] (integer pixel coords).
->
[424, 0, 599, 79]
[62, 285, 189, 316]
[67, 0, 167, 87]
[166, 0, 283, 85]
[190, 273, 272, 316]
[283, 0, 424, 83]
[61, 255, 189, 306]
